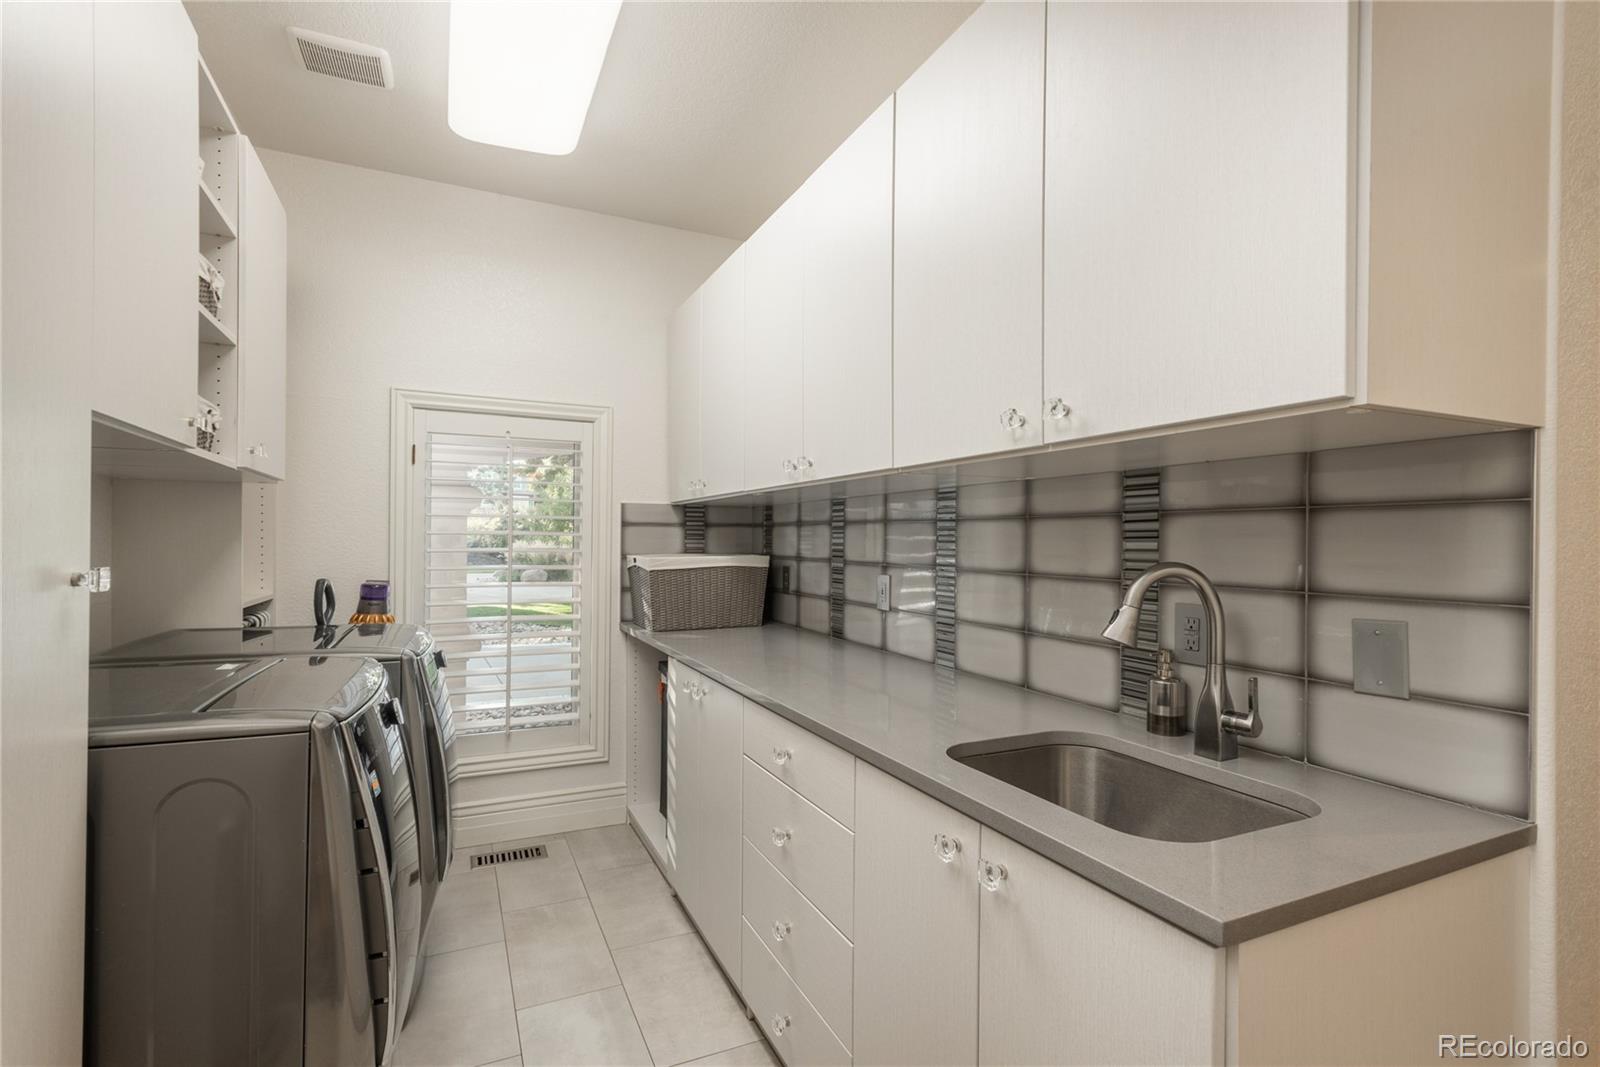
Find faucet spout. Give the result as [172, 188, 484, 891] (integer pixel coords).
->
[1100, 561, 1262, 761]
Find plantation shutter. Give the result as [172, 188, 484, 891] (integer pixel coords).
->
[420, 426, 585, 737]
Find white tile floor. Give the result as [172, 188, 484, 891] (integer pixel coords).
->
[397, 823, 776, 1067]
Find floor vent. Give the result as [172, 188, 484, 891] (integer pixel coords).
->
[470, 844, 548, 869]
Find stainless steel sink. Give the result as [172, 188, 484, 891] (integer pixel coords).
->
[948, 735, 1312, 843]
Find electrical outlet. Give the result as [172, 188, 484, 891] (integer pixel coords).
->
[779, 564, 791, 593]
[1174, 603, 1207, 666]
[876, 573, 892, 611]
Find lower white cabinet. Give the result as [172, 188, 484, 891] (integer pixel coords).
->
[852, 763, 979, 1067]
[742, 840, 853, 1046]
[667, 662, 743, 982]
[976, 827, 1224, 1066]
[743, 920, 852, 1067]
[650, 660, 1526, 1067]
[742, 757, 854, 939]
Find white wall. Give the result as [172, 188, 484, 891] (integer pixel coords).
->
[259, 149, 735, 837]
[1531, 0, 1600, 1042]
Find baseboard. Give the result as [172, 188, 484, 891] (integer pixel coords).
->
[451, 781, 627, 848]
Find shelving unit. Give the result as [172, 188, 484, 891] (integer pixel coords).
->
[196, 55, 240, 465]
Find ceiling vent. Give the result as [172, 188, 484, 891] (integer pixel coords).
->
[286, 27, 394, 89]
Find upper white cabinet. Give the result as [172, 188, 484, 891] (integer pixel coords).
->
[667, 290, 703, 500]
[92, 1, 199, 449]
[236, 137, 287, 481]
[740, 99, 895, 493]
[742, 192, 806, 489]
[892, 2, 1045, 468]
[88, 5, 292, 483]
[1043, 0, 1551, 440]
[664, 0, 1551, 501]
[801, 98, 894, 484]
[1043, 1, 1353, 442]
[700, 249, 747, 497]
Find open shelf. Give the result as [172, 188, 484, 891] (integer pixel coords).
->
[199, 304, 236, 346]
[92, 442, 239, 482]
[199, 178, 236, 239]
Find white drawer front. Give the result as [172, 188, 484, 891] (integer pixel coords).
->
[742, 920, 852, 1067]
[742, 757, 854, 939]
[742, 840, 853, 1047]
[743, 701, 856, 828]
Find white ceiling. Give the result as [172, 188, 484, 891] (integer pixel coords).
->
[187, 1, 976, 239]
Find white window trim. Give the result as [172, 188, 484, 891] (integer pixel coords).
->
[390, 387, 614, 774]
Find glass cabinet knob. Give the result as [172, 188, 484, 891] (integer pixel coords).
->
[978, 858, 1009, 893]
[772, 919, 792, 942]
[797, 456, 814, 471]
[771, 746, 793, 766]
[933, 832, 963, 864]
[782, 458, 796, 474]
[770, 827, 792, 848]
[770, 1014, 792, 1037]
[1000, 407, 1027, 431]
[1045, 397, 1072, 421]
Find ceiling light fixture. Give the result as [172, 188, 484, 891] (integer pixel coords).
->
[447, 0, 622, 157]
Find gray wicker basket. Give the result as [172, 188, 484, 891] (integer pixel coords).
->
[628, 554, 769, 632]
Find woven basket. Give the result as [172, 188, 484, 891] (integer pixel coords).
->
[198, 275, 220, 316]
[628, 555, 768, 632]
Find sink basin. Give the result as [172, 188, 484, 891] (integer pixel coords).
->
[948, 735, 1311, 843]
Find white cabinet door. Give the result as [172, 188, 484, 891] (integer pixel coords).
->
[892, 2, 1045, 468]
[977, 828, 1224, 1066]
[742, 194, 805, 491]
[669, 662, 744, 983]
[853, 763, 979, 1067]
[91, 0, 199, 448]
[668, 291, 703, 501]
[1043, 1, 1353, 442]
[700, 250, 746, 496]
[237, 137, 287, 481]
[2, 4, 96, 1058]
[802, 97, 894, 483]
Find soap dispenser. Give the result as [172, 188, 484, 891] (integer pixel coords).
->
[1147, 649, 1188, 736]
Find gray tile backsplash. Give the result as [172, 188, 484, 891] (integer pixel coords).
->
[1309, 503, 1531, 603]
[627, 429, 1534, 818]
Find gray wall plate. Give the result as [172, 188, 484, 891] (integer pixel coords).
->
[1353, 619, 1410, 699]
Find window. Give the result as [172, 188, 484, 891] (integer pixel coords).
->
[395, 391, 612, 771]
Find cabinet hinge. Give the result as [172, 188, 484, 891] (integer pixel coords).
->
[411, 444, 416, 465]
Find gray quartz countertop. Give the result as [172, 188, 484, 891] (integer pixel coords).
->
[622, 622, 1534, 946]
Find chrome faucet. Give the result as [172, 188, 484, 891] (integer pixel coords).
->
[1101, 561, 1262, 761]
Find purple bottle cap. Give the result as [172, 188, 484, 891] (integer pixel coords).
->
[359, 580, 390, 600]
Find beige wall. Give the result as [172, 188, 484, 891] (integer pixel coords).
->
[1549, 0, 1600, 1039]
[258, 149, 735, 838]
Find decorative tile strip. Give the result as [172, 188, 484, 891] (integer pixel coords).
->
[682, 502, 706, 554]
[1119, 469, 1162, 714]
[829, 497, 846, 638]
[934, 484, 959, 671]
